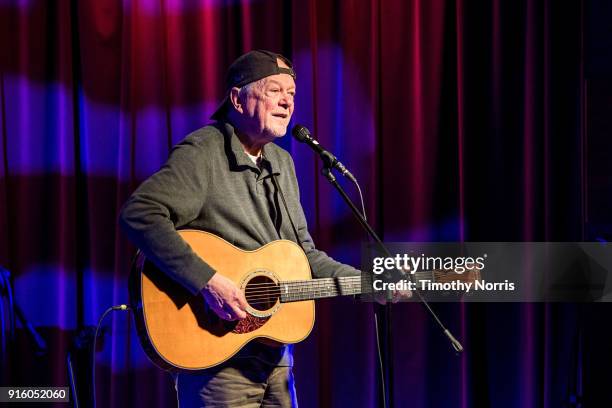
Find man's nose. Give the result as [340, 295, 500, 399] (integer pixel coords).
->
[279, 93, 293, 109]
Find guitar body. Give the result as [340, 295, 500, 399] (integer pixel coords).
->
[129, 230, 315, 372]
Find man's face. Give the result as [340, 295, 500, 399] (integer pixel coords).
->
[238, 62, 296, 141]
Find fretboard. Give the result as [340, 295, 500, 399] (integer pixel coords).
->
[279, 269, 479, 303]
[279, 276, 362, 302]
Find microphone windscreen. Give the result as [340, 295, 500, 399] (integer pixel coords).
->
[292, 125, 310, 142]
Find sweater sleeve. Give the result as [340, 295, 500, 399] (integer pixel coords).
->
[119, 138, 216, 295]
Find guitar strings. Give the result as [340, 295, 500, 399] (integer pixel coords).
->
[245, 290, 353, 306]
[243, 279, 363, 304]
[242, 273, 468, 304]
[244, 277, 362, 287]
[239, 269, 469, 298]
[244, 288, 358, 302]
[243, 286, 360, 300]
[239, 276, 361, 299]
[239, 281, 361, 295]
[238, 270, 472, 306]
[243, 286, 359, 300]
[242, 277, 361, 288]
[242, 279, 361, 292]
[245, 290, 358, 306]
[236, 271, 458, 292]
[243, 285, 362, 303]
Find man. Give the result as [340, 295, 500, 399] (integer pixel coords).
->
[119, 50, 362, 407]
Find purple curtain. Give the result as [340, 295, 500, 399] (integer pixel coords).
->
[1, 0, 611, 406]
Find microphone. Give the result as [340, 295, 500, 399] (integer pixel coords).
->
[292, 125, 356, 182]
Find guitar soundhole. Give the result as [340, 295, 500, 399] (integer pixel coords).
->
[244, 275, 279, 312]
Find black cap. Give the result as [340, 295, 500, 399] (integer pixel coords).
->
[210, 50, 297, 120]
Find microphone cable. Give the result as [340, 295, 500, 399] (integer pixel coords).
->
[352, 177, 367, 222]
[92, 304, 130, 408]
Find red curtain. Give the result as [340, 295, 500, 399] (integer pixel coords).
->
[2, 0, 609, 407]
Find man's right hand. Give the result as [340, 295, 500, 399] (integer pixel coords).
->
[201, 273, 249, 321]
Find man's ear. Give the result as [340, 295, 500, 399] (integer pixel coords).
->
[229, 87, 243, 113]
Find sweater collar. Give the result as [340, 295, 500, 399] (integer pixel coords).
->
[221, 121, 280, 175]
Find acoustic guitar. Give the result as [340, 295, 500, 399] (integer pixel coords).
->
[129, 230, 478, 371]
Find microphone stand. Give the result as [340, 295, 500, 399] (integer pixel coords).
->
[319, 166, 464, 406]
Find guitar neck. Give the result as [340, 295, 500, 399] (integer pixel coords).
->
[279, 269, 479, 303]
[279, 276, 362, 302]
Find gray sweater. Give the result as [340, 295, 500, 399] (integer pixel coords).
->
[119, 121, 360, 366]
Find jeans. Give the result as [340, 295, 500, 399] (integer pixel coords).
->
[174, 358, 298, 408]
